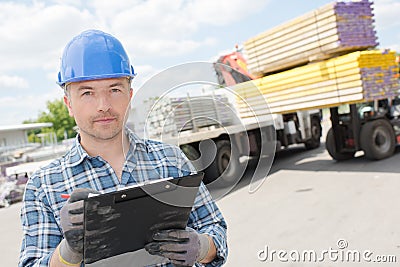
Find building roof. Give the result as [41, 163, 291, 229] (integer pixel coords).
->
[0, 123, 53, 132]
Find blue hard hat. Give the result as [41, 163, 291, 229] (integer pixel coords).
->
[57, 29, 136, 87]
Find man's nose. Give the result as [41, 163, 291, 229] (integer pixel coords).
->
[97, 94, 111, 112]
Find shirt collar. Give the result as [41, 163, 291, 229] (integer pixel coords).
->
[124, 127, 148, 160]
[65, 127, 147, 167]
[65, 134, 89, 167]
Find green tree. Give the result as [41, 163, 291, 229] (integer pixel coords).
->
[24, 98, 76, 143]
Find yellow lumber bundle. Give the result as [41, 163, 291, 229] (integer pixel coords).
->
[234, 50, 399, 117]
[244, 0, 378, 76]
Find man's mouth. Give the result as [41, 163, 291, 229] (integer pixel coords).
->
[93, 117, 116, 124]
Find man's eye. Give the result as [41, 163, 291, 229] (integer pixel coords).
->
[82, 91, 92, 96]
[111, 88, 121, 93]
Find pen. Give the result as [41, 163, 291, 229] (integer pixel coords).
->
[61, 193, 99, 199]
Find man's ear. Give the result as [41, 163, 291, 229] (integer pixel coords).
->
[63, 95, 74, 117]
[129, 88, 133, 99]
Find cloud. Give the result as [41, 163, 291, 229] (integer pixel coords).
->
[0, 1, 96, 72]
[131, 64, 160, 92]
[88, 0, 268, 58]
[373, 0, 400, 30]
[0, 1, 308, 126]
[2, 0, 397, 127]
[372, 0, 400, 50]
[124, 36, 217, 59]
[0, 75, 29, 89]
[0, 0, 267, 93]
[184, 0, 269, 25]
[48, 0, 83, 7]
[0, 91, 63, 125]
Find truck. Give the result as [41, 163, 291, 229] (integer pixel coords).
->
[237, 0, 400, 162]
[128, 56, 322, 185]
[128, 0, 400, 186]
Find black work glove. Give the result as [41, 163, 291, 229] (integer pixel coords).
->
[59, 188, 99, 264]
[145, 227, 210, 266]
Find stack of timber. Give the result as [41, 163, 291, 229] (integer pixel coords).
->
[234, 50, 399, 117]
[146, 95, 234, 137]
[244, 0, 378, 76]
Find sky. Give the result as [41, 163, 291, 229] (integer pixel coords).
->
[0, 0, 399, 126]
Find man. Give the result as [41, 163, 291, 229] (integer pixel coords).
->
[19, 30, 227, 267]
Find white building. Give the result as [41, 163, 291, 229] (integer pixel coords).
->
[0, 123, 53, 149]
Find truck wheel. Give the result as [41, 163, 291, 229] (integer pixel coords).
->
[305, 117, 321, 149]
[203, 140, 240, 184]
[360, 119, 395, 160]
[326, 128, 355, 161]
[180, 144, 202, 171]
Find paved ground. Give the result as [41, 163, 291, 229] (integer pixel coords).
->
[218, 145, 400, 266]
[1, 199, 23, 266]
[3, 144, 400, 266]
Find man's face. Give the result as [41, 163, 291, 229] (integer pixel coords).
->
[64, 77, 133, 142]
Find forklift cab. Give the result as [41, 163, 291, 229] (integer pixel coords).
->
[358, 97, 400, 120]
[390, 97, 400, 117]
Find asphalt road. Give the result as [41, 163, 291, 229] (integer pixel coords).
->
[218, 145, 400, 266]
[2, 144, 400, 266]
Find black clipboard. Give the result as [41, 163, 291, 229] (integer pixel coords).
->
[83, 172, 204, 264]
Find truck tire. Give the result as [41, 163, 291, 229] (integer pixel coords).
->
[360, 119, 395, 160]
[326, 128, 355, 161]
[203, 140, 240, 184]
[180, 144, 202, 171]
[305, 117, 321, 149]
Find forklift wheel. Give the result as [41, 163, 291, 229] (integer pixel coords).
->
[325, 128, 355, 161]
[360, 119, 395, 160]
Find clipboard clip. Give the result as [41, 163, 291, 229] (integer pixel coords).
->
[114, 179, 178, 203]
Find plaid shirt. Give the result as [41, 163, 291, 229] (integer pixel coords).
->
[19, 128, 227, 267]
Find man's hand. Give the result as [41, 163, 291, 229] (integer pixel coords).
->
[145, 227, 210, 266]
[59, 188, 99, 265]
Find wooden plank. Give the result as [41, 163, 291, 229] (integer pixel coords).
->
[245, 14, 339, 56]
[233, 50, 399, 116]
[248, 42, 341, 75]
[244, 0, 377, 75]
[248, 34, 340, 67]
[263, 80, 338, 98]
[244, 15, 338, 58]
[235, 69, 361, 98]
[244, 2, 335, 45]
[237, 94, 364, 116]
[247, 28, 340, 65]
[235, 87, 363, 110]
